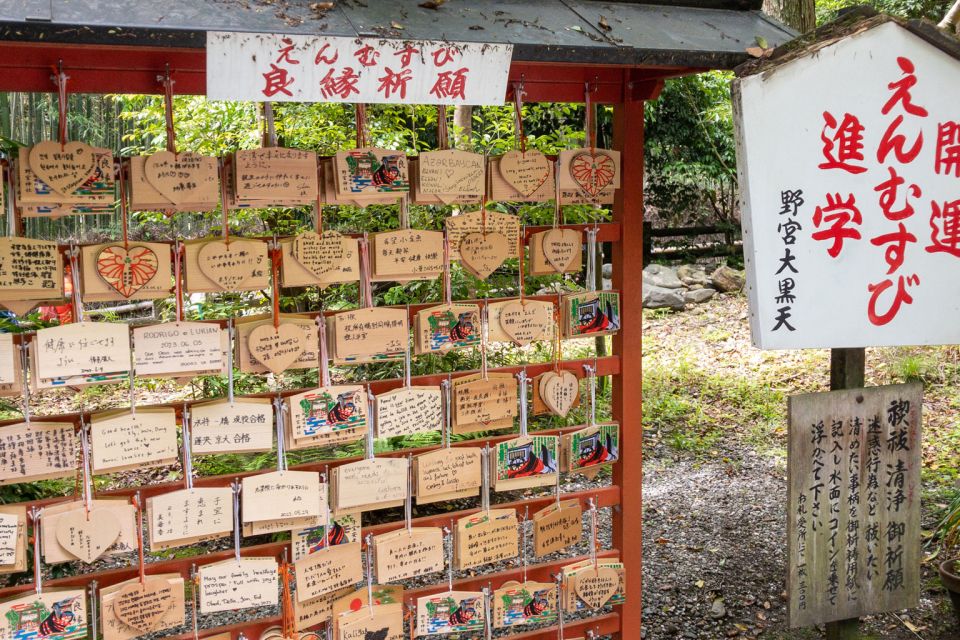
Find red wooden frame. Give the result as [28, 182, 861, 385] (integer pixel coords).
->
[0, 39, 671, 640]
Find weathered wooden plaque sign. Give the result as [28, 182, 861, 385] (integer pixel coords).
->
[787, 382, 921, 627]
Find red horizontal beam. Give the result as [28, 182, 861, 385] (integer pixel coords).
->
[0, 42, 671, 102]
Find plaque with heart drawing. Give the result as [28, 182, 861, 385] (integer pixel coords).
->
[28, 141, 100, 197]
[95, 245, 160, 299]
[557, 148, 621, 204]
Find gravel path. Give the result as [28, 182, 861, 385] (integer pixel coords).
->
[641, 442, 957, 639]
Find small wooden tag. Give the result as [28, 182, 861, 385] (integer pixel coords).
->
[499, 299, 553, 346]
[115, 578, 177, 632]
[459, 232, 509, 280]
[499, 149, 551, 197]
[540, 371, 579, 418]
[143, 151, 217, 205]
[248, 323, 309, 375]
[95, 245, 160, 299]
[292, 231, 347, 278]
[541, 228, 581, 272]
[29, 141, 97, 195]
[197, 240, 261, 290]
[575, 566, 619, 608]
[533, 500, 582, 557]
[55, 507, 121, 564]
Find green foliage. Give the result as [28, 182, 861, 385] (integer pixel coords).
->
[816, 0, 955, 25]
[644, 72, 738, 226]
[940, 489, 960, 551]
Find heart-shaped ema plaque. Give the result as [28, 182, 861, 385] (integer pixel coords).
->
[574, 566, 619, 609]
[28, 141, 99, 197]
[569, 151, 617, 197]
[459, 232, 509, 280]
[292, 231, 347, 278]
[248, 323, 308, 375]
[499, 300, 552, 346]
[143, 151, 215, 205]
[55, 507, 121, 564]
[197, 240, 260, 290]
[115, 578, 177, 632]
[499, 149, 550, 197]
[96, 245, 160, 298]
[541, 228, 581, 273]
[539, 370, 579, 418]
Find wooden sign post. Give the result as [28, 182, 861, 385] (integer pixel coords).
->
[788, 373, 921, 634]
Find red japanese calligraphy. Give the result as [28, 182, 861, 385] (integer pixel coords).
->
[314, 43, 339, 65]
[877, 115, 923, 165]
[276, 37, 301, 65]
[262, 64, 294, 98]
[873, 166, 921, 221]
[430, 67, 469, 101]
[318, 66, 360, 100]
[926, 198, 960, 257]
[431, 46, 458, 67]
[378, 67, 413, 99]
[812, 193, 863, 258]
[867, 274, 919, 326]
[870, 222, 917, 274]
[819, 112, 867, 174]
[881, 57, 928, 118]
[935, 121, 960, 177]
[354, 45, 380, 67]
[395, 45, 421, 68]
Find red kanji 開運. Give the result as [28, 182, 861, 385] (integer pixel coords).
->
[926, 198, 960, 257]
[935, 121, 960, 177]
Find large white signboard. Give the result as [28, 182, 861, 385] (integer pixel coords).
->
[206, 32, 513, 105]
[734, 21, 960, 349]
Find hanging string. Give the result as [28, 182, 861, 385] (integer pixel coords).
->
[403, 324, 412, 388]
[553, 159, 563, 228]
[442, 233, 452, 306]
[584, 81, 596, 154]
[483, 587, 492, 640]
[190, 566, 199, 640]
[117, 162, 131, 251]
[128, 348, 137, 417]
[584, 364, 596, 427]
[53, 60, 69, 147]
[227, 319, 236, 403]
[586, 228, 598, 292]
[364, 533, 374, 614]
[517, 369, 528, 438]
[399, 195, 409, 230]
[79, 417, 93, 517]
[317, 313, 331, 387]
[29, 507, 43, 595]
[556, 576, 565, 640]
[262, 103, 277, 148]
[480, 302, 489, 380]
[18, 342, 31, 425]
[512, 81, 526, 154]
[133, 492, 146, 584]
[274, 395, 287, 472]
[182, 403, 194, 490]
[441, 377, 452, 448]
[89, 580, 99, 640]
[480, 446, 490, 513]
[315, 161, 324, 232]
[437, 105, 449, 150]
[520, 506, 529, 583]
[517, 227, 525, 300]
[231, 480, 242, 561]
[161, 65, 177, 154]
[270, 240, 282, 331]
[588, 497, 598, 570]
[218, 158, 231, 245]
[404, 455, 413, 534]
[68, 246, 84, 323]
[280, 553, 296, 640]
[173, 242, 185, 322]
[365, 386, 376, 459]
[355, 104, 368, 149]
[553, 294, 563, 373]
[445, 521, 454, 591]
[359, 235, 373, 308]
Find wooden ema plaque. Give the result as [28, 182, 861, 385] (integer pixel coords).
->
[100, 575, 185, 640]
[491, 434, 559, 492]
[414, 303, 481, 354]
[129, 152, 219, 211]
[337, 602, 404, 640]
[560, 558, 626, 613]
[787, 383, 922, 627]
[0, 421, 76, 485]
[184, 238, 269, 293]
[35, 322, 131, 382]
[0, 589, 88, 640]
[533, 499, 583, 557]
[328, 307, 407, 365]
[198, 557, 278, 613]
[147, 487, 233, 550]
[294, 541, 363, 603]
[560, 423, 620, 473]
[42, 499, 137, 564]
[235, 314, 318, 374]
[371, 527, 444, 583]
[452, 372, 517, 434]
[189, 397, 274, 455]
[287, 385, 367, 442]
[416, 149, 485, 202]
[0, 505, 26, 574]
[415, 592, 485, 636]
[331, 458, 407, 513]
[333, 148, 409, 196]
[486, 298, 553, 347]
[557, 148, 621, 204]
[371, 229, 444, 281]
[133, 321, 224, 378]
[375, 386, 442, 438]
[444, 209, 520, 261]
[18, 143, 115, 216]
[280, 233, 359, 288]
[492, 580, 558, 628]
[0, 238, 64, 311]
[413, 447, 482, 505]
[241, 470, 325, 523]
[232, 148, 318, 206]
[455, 508, 519, 571]
[90, 407, 179, 474]
[561, 290, 621, 339]
[529, 228, 583, 276]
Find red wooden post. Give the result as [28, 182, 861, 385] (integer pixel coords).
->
[611, 88, 646, 639]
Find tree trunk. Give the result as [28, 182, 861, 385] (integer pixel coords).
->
[940, 0, 960, 31]
[762, 0, 815, 33]
[452, 105, 472, 149]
